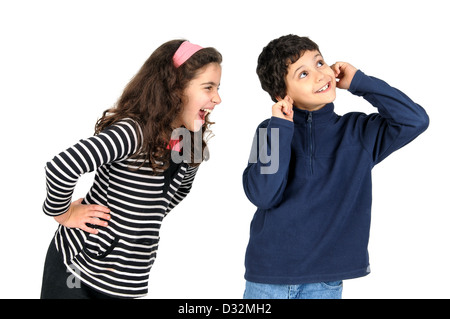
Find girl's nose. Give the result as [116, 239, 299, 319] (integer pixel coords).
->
[212, 93, 222, 105]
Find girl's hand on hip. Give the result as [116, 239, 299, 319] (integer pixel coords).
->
[54, 198, 111, 234]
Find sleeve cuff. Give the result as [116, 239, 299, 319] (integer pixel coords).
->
[348, 69, 366, 95]
[268, 116, 295, 129]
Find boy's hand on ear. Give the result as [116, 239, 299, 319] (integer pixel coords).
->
[272, 96, 294, 122]
[331, 62, 358, 90]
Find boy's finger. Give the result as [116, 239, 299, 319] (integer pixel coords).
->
[283, 103, 292, 114]
[332, 64, 341, 77]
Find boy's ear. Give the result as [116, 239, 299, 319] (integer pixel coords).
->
[285, 95, 293, 104]
[276, 95, 294, 103]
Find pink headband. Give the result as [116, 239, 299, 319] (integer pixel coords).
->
[173, 41, 203, 68]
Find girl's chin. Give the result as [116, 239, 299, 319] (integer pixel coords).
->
[194, 121, 204, 132]
[184, 119, 204, 132]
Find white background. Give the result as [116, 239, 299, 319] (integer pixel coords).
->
[1, 0, 449, 299]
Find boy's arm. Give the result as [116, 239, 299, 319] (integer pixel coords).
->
[242, 117, 294, 209]
[341, 66, 429, 165]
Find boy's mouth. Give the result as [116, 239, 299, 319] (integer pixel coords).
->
[315, 82, 331, 93]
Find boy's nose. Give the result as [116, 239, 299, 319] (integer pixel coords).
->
[316, 70, 326, 82]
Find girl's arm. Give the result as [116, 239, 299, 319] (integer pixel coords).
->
[43, 119, 139, 234]
[165, 165, 199, 215]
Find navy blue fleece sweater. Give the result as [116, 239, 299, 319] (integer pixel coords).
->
[242, 70, 429, 284]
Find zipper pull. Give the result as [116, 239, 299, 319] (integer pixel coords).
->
[307, 112, 312, 123]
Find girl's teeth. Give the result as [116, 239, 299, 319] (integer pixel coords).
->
[201, 109, 212, 114]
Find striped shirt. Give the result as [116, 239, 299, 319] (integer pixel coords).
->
[43, 119, 199, 298]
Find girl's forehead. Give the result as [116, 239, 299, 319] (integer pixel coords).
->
[190, 63, 222, 83]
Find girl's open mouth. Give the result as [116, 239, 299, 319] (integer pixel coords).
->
[199, 108, 212, 121]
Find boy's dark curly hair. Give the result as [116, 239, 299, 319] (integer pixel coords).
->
[256, 35, 320, 102]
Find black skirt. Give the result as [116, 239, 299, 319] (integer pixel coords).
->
[40, 238, 117, 299]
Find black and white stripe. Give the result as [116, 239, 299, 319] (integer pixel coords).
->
[43, 119, 198, 298]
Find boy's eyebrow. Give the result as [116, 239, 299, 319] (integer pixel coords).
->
[292, 53, 323, 79]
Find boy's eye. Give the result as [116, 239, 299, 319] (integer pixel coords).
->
[317, 61, 324, 67]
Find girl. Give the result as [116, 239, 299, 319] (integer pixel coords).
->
[40, 40, 222, 299]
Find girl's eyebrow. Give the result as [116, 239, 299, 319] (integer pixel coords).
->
[201, 81, 220, 87]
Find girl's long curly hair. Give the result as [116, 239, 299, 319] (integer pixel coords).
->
[95, 40, 222, 173]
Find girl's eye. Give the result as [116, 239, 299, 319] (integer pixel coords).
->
[299, 72, 308, 79]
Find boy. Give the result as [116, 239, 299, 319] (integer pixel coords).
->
[242, 35, 429, 299]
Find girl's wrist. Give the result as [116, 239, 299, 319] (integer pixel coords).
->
[54, 210, 70, 225]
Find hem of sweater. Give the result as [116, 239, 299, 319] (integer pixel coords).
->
[56, 234, 150, 299]
[244, 266, 371, 285]
[67, 258, 149, 299]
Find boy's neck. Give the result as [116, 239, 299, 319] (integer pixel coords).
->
[294, 103, 327, 112]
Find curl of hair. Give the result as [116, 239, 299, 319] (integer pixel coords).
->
[256, 35, 320, 102]
[95, 40, 222, 173]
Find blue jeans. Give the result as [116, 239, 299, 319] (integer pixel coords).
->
[243, 280, 343, 299]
